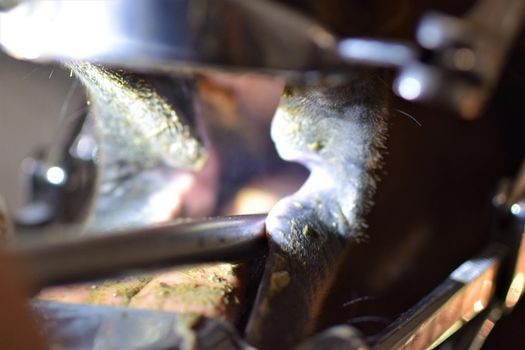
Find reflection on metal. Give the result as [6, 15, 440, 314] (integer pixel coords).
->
[499, 163, 525, 311]
[337, 39, 417, 68]
[0, 0, 342, 76]
[373, 246, 503, 350]
[432, 164, 525, 349]
[0, 1, 125, 61]
[506, 271, 525, 309]
[14, 108, 97, 227]
[395, 77, 422, 101]
[395, 0, 525, 119]
[510, 203, 523, 216]
[0, 195, 14, 242]
[504, 233, 525, 309]
[1, 0, 523, 118]
[45, 166, 67, 186]
[467, 306, 503, 350]
[9, 214, 267, 289]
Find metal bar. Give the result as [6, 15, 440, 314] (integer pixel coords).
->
[372, 244, 505, 350]
[440, 302, 503, 350]
[0, 0, 341, 75]
[7, 214, 267, 289]
[337, 39, 418, 69]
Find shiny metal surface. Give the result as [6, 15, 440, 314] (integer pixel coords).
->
[15, 109, 97, 227]
[370, 169, 525, 349]
[0, 0, 19, 11]
[490, 164, 525, 312]
[1, 0, 523, 118]
[9, 214, 267, 289]
[503, 228, 525, 310]
[0, 0, 341, 77]
[337, 39, 417, 68]
[373, 245, 503, 350]
[394, 0, 525, 119]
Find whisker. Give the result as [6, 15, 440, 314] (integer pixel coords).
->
[48, 65, 56, 80]
[395, 108, 422, 127]
[22, 67, 38, 80]
[58, 79, 80, 124]
[342, 295, 375, 307]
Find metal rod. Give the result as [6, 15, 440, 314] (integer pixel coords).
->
[7, 214, 267, 289]
[372, 244, 505, 350]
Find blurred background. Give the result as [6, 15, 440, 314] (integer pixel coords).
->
[0, 53, 83, 212]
